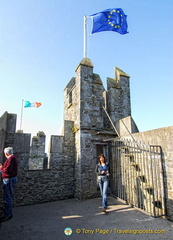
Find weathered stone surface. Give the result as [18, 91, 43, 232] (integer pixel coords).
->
[29, 132, 46, 170]
[0, 129, 6, 162]
[7, 113, 17, 133]
[124, 126, 173, 221]
[12, 167, 74, 206]
[0, 58, 173, 222]
[0, 112, 8, 132]
[14, 132, 31, 153]
[116, 116, 139, 136]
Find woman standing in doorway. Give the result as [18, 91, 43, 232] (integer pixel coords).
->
[95, 154, 109, 213]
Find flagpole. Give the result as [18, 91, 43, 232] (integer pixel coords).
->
[20, 99, 24, 130]
[84, 15, 87, 58]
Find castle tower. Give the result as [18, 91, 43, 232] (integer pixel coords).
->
[64, 58, 116, 199]
[74, 58, 107, 199]
[63, 58, 137, 200]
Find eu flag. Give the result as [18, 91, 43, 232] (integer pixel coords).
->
[90, 8, 128, 35]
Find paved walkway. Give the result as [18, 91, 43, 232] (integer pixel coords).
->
[0, 196, 172, 240]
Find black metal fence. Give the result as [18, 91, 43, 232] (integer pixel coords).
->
[110, 139, 166, 218]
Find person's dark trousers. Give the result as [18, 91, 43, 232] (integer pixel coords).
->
[3, 177, 17, 217]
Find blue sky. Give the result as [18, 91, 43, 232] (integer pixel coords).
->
[0, 0, 173, 150]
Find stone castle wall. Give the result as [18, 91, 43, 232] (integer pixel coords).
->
[29, 132, 46, 170]
[0, 58, 172, 222]
[64, 59, 121, 200]
[131, 126, 173, 220]
[0, 114, 76, 216]
[111, 123, 173, 221]
[107, 69, 131, 124]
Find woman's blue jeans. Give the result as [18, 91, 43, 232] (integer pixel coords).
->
[3, 177, 17, 217]
[98, 177, 109, 209]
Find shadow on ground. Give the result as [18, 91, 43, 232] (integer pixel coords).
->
[0, 196, 172, 240]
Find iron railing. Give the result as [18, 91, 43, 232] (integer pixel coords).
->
[111, 139, 166, 218]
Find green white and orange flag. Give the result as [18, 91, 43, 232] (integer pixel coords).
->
[24, 100, 42, 108]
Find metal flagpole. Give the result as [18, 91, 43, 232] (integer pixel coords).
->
[84, 15, 87, 58]
[20, 99, 24, 130]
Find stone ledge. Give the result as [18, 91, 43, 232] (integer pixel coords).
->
[75, 58, 94, 72]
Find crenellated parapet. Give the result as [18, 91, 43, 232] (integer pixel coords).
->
[63, 58, 137, 199]
[107, 66, 131, 124]
[0, 58, 173, 221]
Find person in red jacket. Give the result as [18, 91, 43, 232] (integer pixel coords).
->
[0, 147, 18, 222]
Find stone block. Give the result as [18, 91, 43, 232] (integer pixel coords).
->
[0, 129, 6, 161]
[116, 116, 139, 136]
[7, 113, 17, 133]
[49, 135, 64, 153]
[0, 111, 8, 131]
[14, 133, 31, 153]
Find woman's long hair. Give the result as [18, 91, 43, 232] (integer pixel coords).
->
[98, 154, 106, 164]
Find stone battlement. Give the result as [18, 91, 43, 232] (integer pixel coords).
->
[0, 58, 173, 221]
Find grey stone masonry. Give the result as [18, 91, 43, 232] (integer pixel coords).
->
[1, 58, 172, 222]
[48, 120, 75, 169]
[0, 111, 17, 134]
[0, 115, 76, 215]
[64, 58, 131, 200]
[107, 67, 131, 124]
[14, 132, 31, 169]
[131, 126, 173, 221]
[0, 111, 17, 162]
[29, 132, 46, 170]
